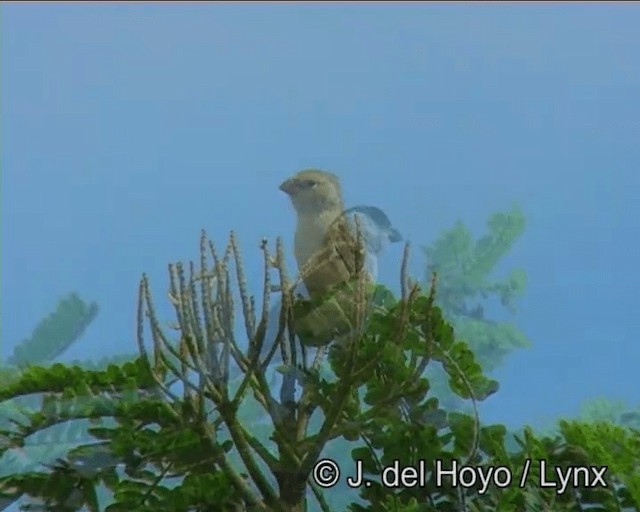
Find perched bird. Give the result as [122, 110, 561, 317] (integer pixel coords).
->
[278, 169, 402, 346]
[254, 170, 402, 398]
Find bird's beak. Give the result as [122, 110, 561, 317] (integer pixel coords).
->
[279, 178, 297, 195]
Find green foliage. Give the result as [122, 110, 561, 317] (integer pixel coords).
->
[1, 293, 108, 504]
[1, 222, 637, 512]
[578, 397, 640, 430]
[6, 293, 98, 368]
[421, 207, 529, 411]
[2, 284, 638, 511]
[0, 293, 197, 510]
[559, 420, 640, 507]
[423, 206, 529, 371]
[349, 419, 640, 511]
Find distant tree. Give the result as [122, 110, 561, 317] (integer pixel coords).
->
[421, 206, 529, 410]
[5, 293, 98, 369]
[577, 397, 640, 431]
[423, 205, 529, 370]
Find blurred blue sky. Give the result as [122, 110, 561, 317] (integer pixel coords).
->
[2, 4, 639, 429]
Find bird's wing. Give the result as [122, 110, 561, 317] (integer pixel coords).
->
[344, 205, 392, 229]
[344, 205, 403, 248]
[343, 209, 384, 255]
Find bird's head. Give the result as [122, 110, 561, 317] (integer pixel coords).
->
[279, 169, 343, 215]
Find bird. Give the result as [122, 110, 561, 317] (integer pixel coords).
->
[253, 170, 402, 400]
[277, 169, 402, 347]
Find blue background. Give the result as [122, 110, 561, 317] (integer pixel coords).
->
[2, 4, 639, 432]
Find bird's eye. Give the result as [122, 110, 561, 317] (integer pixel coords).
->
[301, 179, 317, 188]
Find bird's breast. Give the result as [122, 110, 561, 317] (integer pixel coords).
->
[294, 215, 331, 267]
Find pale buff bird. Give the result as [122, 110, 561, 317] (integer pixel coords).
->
[279, 169, 375, 346]
[252, 169, 403, 376]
